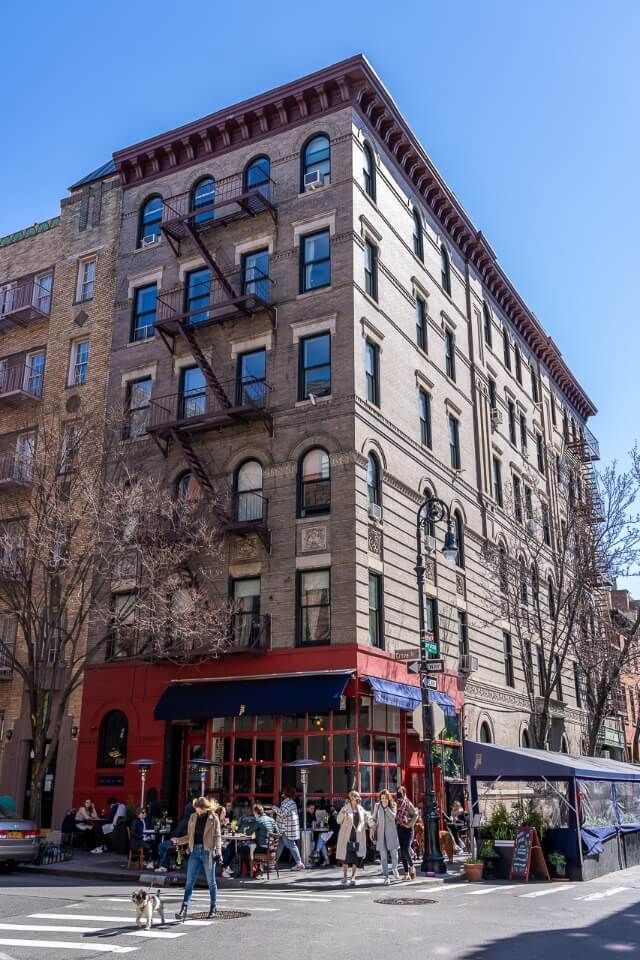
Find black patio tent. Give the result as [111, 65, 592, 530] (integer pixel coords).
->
[464, 740, 640, 880]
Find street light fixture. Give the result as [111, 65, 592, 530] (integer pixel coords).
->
[287, 758, 322, 865]
[415, 494, 457, 875]
[130, 758, 158, 808]
[188, 758, 219, 797]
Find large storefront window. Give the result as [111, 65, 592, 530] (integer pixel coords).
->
[209, 696, 401, 812]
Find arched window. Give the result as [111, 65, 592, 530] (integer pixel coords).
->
[548, 577, 556, 619]
[441, 245, 451, 295]
[301, 134, 330, 189]
[479, 721, 492, 744]
[362, 143, 375, 200]
[97, 710, 128, 768]
[191, 177, 216, 224]
[367, 453, 381, 507]
[244, 155, 271, 192]
[454, 511, 465, 568]
[521, 728, 531, 749]
[235, 459, 263, 522]
[412, 209, 424, 261]
[176, 471, 201, 501]
[298, 448, 331, 517]
[137, 195, 162, 246]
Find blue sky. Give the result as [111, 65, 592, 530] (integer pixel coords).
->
[2, 5, 638, 480]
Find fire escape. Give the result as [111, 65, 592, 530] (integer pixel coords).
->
[147, 172, 277, 553]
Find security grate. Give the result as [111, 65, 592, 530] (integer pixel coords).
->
[188, 910, 250, 920]
[374, 897, 437, 906]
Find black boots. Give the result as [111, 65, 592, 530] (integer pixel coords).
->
[207, 904, 217, 918]
[174, 903, 188, 921]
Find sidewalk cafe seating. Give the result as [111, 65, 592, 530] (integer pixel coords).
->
[253, 832, 280, 880]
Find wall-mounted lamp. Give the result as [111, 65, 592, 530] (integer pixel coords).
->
[5, 729, 13, 741]
[71, 726, 79, 739]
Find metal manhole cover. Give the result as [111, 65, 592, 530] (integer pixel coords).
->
[188, 910, 250, 920]
[374, 897, 437, 906]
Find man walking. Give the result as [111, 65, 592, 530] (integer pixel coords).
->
[273, 787, 305, 870]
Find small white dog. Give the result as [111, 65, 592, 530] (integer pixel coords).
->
[131, 888, 165, 929]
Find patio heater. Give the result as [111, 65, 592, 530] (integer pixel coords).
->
[130, 758, 158, 808]
[188, 757, 219, 798]
[287, 758, 321, 865]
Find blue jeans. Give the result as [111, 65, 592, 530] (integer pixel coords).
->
[157, 840, 173, 869]
[183, 845, 217, 906]
[315, 836, 330, 863]
[277, 834, 302, 866]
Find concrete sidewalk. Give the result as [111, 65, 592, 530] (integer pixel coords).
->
[20, 849, 466, 890]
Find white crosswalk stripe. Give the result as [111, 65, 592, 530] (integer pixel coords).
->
[31, 914, 214, 926]
[519, 885, 576, 898]
[575, 886, 630, 901]
[465, 885, 518, 895]
[0, 923, 185, 939]
[0, 940, 137, 954]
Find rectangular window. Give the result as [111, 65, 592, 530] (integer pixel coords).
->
[109, 591, 137, 659]
[515, 347, 522, 384]
[364, 240, 378, 300]
[242, 248, 269, 298]
[299, 332, 331, 401]
[458, 611, 468, 657]
[237, 349, 267, 407]
[537, 647, 546, 696]
[524, 641, 534, 692]
[59, 424, 80, 474]
[365, 339, 380, 406]
[520, 413, 528, 454]
[503, 328, 511, 370]
[0, 613, 17, 672]
[524, 484, 533, 520]
[556, 453, 562, 484]
[232, 577, 261, 649]
[503, 632, 515, 687]
[555, 655, 564, 701]
[76, 257, 96, 302]
[425, 596, 438, 641]
[368, 573, 383, 649]
[185, 267, 212, 324]
[536, 433, 545, 474]
[508, 399, 516, 444]
[542, 503, 551, 546]
[483, 302, 492, 348]
[445, 329, 456, 381]
[300, 229, 331, 293]
[513, 475, 523, 523]
[416, 296, 427, 351]
[298, 570, 330, 645]
[531, 368, 539, 403]
[25, 350, 45, 397]
[125, 377, 152, 438]
[493, 457, 503, 507]
[488, 378, 497, 413]
[14, 432, 35, 482]
[181, 366, 207, 419]
[419, 390, 432, 448]
[68, 339, 89, 386]
[35, 273, 53, 313]
[131, 284, 157, 342]
[448, 415, 461, 470]
[551, 395, 557, 426]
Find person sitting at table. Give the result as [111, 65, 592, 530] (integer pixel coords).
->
[90, 797, 127, 854]
[75, 799, 100, 851]
[130, 806, 155, 867]
[221, 806, 258, 878]
[312, 808, 334, 867]
[155, 804, 192, 872]
[251, 803, 277, 878]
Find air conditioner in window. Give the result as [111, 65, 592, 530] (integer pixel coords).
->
[526, 518, 538, 536]
[490, 409, 503, 429]
[458, 654, 479, 674]
[368, 502, 382, 522]
[304, 171, 323, 191]
[141, 234, 161, 247]
[424, 535, 437, 553]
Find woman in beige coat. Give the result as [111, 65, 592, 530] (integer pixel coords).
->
[336, 790, 369, 886]
[173, 797, 222, 920]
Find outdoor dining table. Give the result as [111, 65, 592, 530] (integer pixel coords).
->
[222, 832, 255, 873]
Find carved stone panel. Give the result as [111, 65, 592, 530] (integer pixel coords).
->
[301, 524, 327, 553]
[232, 535, 260, 561]
[426, 558, 436, 582]
[456, 573, 466, 597]
[368, 525, 382, 555]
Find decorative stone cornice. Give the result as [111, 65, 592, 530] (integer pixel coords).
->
[112, 54, 596, 421]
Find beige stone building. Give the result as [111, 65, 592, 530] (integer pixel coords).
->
[0, 165, 120, 826]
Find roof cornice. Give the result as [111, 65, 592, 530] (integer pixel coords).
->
[112, 54, 596, 420]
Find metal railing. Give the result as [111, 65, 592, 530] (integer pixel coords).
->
[228, 613, 271, 653]
[229, 491, 268, 525]
[157, 268, 272, 327]
[162, 174, 275, 229]
[0, 278, 52, 322]
[0, 453, 33, 485]
[0, 362, 44, 400]
[0, 614, 16, 675]
[567, 425, 600, 462]
[147, 377, 271, 431]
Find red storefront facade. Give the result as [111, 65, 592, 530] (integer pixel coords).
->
[74, 644, 464, 816]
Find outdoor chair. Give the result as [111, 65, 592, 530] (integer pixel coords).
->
[253, 832, 280, 880]
[126, 826, 145, 870]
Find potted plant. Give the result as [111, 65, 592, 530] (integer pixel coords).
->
[486, 803, 515, 878]
[548, 851, 567, 878]
[479, 840, 500, 880]
[463, 858, 484, 882]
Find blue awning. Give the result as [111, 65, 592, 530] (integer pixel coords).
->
[154, 672, 351, 721]
[464, 740, 640, 782]
[366, 677, 422, 711]
[431, 691, 456, 717]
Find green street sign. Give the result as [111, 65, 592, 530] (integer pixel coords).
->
[423, 640, 439, 656]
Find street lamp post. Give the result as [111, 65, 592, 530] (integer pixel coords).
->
[188, 758, 219, 798]
[415, 494, 457, 875]
[287, 758, 321, 865]
[130, 758, 158, 808]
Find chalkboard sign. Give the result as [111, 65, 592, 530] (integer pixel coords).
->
[510, 826, 550, 882]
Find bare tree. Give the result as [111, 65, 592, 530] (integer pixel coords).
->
[0, 402, 231, 822]
[483, 446, 640, 753]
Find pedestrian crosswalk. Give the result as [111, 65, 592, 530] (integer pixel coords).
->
[0, 888, 351, 954]
[424, 880, 634, 904]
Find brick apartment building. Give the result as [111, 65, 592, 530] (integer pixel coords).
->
[58, 55, 600, 817]
[0, 167, 120, 826]
[607, 589, 640, 762]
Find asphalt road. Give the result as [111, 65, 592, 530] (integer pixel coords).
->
[2, 866, 640, 959]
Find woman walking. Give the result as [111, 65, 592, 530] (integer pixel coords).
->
[173, 797, 221, 920]
[371, 789, 400, 884]
[395, 785, 419, 879]
[336, 790, 369, 886]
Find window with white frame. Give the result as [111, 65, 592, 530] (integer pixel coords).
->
[76, 257, 97, 302]
[69, 340, 90, 386]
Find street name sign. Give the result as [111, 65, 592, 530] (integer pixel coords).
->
[422, 659, 444, 673]
[423, 640, 439, 656]
[420, 675, 438, 690]
[395, 649, 419, 661]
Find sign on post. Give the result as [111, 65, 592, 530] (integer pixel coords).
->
[395, 649, 420, 662]
[423, 640, 439, 656]
[419, 675, 438, 690]
[422, 659, 444, 673]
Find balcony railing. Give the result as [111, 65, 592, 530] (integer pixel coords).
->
[567, 424, 600, 463]
[162, 175, 276, 242]
[0, 278, 52, 332]
[227, 613, 271, 654]
[0, 362, 44, 407]
[156, 268, 274, 334]
[0, 616, 16, 677]
[0, 453, 33, 488]
[146, 378, 272, 439]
